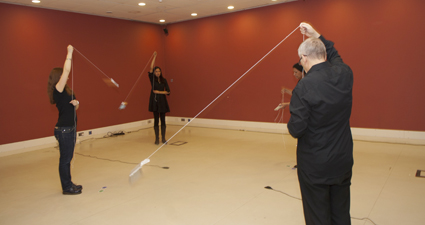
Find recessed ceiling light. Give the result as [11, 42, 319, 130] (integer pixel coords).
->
[32, 0, 40, 3]
[159, 19, 165, 23]
[191, 13, 197, 16]
[138, 3, 146, 6]
[228, 6, 234, 10]
[106, 11, 113, 14]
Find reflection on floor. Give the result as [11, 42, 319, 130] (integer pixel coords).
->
[0, 126, 424, 225]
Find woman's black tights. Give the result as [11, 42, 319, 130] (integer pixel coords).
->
[153, 112, 167, 144]
[153, 112, 166, 127]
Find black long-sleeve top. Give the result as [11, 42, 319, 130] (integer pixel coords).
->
[148, 72, 170, 113]
[288, 35, 353, 178]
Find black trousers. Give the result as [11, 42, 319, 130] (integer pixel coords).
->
[297, 168, 352, 225]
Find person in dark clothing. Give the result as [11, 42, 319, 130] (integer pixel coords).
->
[148, 52, 170, 145]
[47, 45, 83, 195]
[287, 22, 354, 225]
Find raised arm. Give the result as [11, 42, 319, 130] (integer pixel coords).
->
[300, 22, 342, 64]
[300, 22, 321, 38]
[55, 45, 73, 93]
[149, 51, 157, 73]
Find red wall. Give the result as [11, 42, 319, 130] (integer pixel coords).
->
[165, 0, 425, 131]
[1, 0, 425, 145]
[0, 3, 165, 144]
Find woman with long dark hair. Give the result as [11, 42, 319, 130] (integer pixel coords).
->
[148, 52, 170, 145]
[47, 45, 82, 195]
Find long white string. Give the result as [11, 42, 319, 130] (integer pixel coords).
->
[152, 63, 157, 102]
[274, 93, 284, 123]
[145, 25, 300, 160]
[123, 52, 156, 103]
[280, 95, 284, 123]
[72, 58, 75, 123]
[302, 33, 305, 78]
[71, 56, 76, 168]
[73, 48, 112, 79]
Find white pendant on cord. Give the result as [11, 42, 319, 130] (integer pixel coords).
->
[73, 48, 120, 88]
[119, 52, 156, 110]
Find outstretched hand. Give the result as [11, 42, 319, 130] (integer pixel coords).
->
[281, 87, 292, 95]
[279, 102, 290, 109]
[300, 22, 320, 38]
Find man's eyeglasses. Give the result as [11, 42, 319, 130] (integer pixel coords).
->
[299, 55, 307, 65]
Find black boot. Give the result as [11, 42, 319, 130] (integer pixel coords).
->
[161, 125, 167, 144]
[154, 126, 159, 145]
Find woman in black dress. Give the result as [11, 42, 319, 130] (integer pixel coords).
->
[148, 52, 170, 145]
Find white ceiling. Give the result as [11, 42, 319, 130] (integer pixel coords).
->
[0, 0, 298, 24]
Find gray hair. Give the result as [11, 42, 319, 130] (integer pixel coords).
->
[298, 37, 326, 60]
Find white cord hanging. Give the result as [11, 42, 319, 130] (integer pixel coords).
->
[119, 52, 156, 110]
[274, 93, 284, 123]
[73, 48, 120, 88]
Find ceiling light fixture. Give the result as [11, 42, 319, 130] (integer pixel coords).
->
[138, 3, 146, 6]
[228, 6, 234, 10]
[159, 19, 165, 23]
[191, 13, 197, 16]
[32, 0, 40, 3]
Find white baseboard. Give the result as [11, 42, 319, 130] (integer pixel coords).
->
[166, 116, 289, 134]
[351, 127, 425, 145]
[1, 117, 424, 157]
[0, 120, 153, 157]
[165, 117, 425, 145]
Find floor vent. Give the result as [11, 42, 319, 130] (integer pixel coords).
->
[169, 141, 187, 146]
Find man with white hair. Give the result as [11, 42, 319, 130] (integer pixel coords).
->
[288, 22, 354, 225]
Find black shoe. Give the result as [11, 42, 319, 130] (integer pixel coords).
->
[162, 138, 167, 144]
[63, 187, 82, 195]
[72, 183, 83, 191]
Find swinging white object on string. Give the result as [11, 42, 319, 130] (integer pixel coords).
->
[274, 91, 285, 123]
[119, 101, 128, 110]
[73, 48, 120, 88]
[274, 104, 283, 111]
[102, 78, 120, 87]
[129, 158, 150, 184]
[118, 51, 156, 110]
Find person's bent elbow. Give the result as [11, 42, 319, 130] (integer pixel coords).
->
[287, 122, 306, 138]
